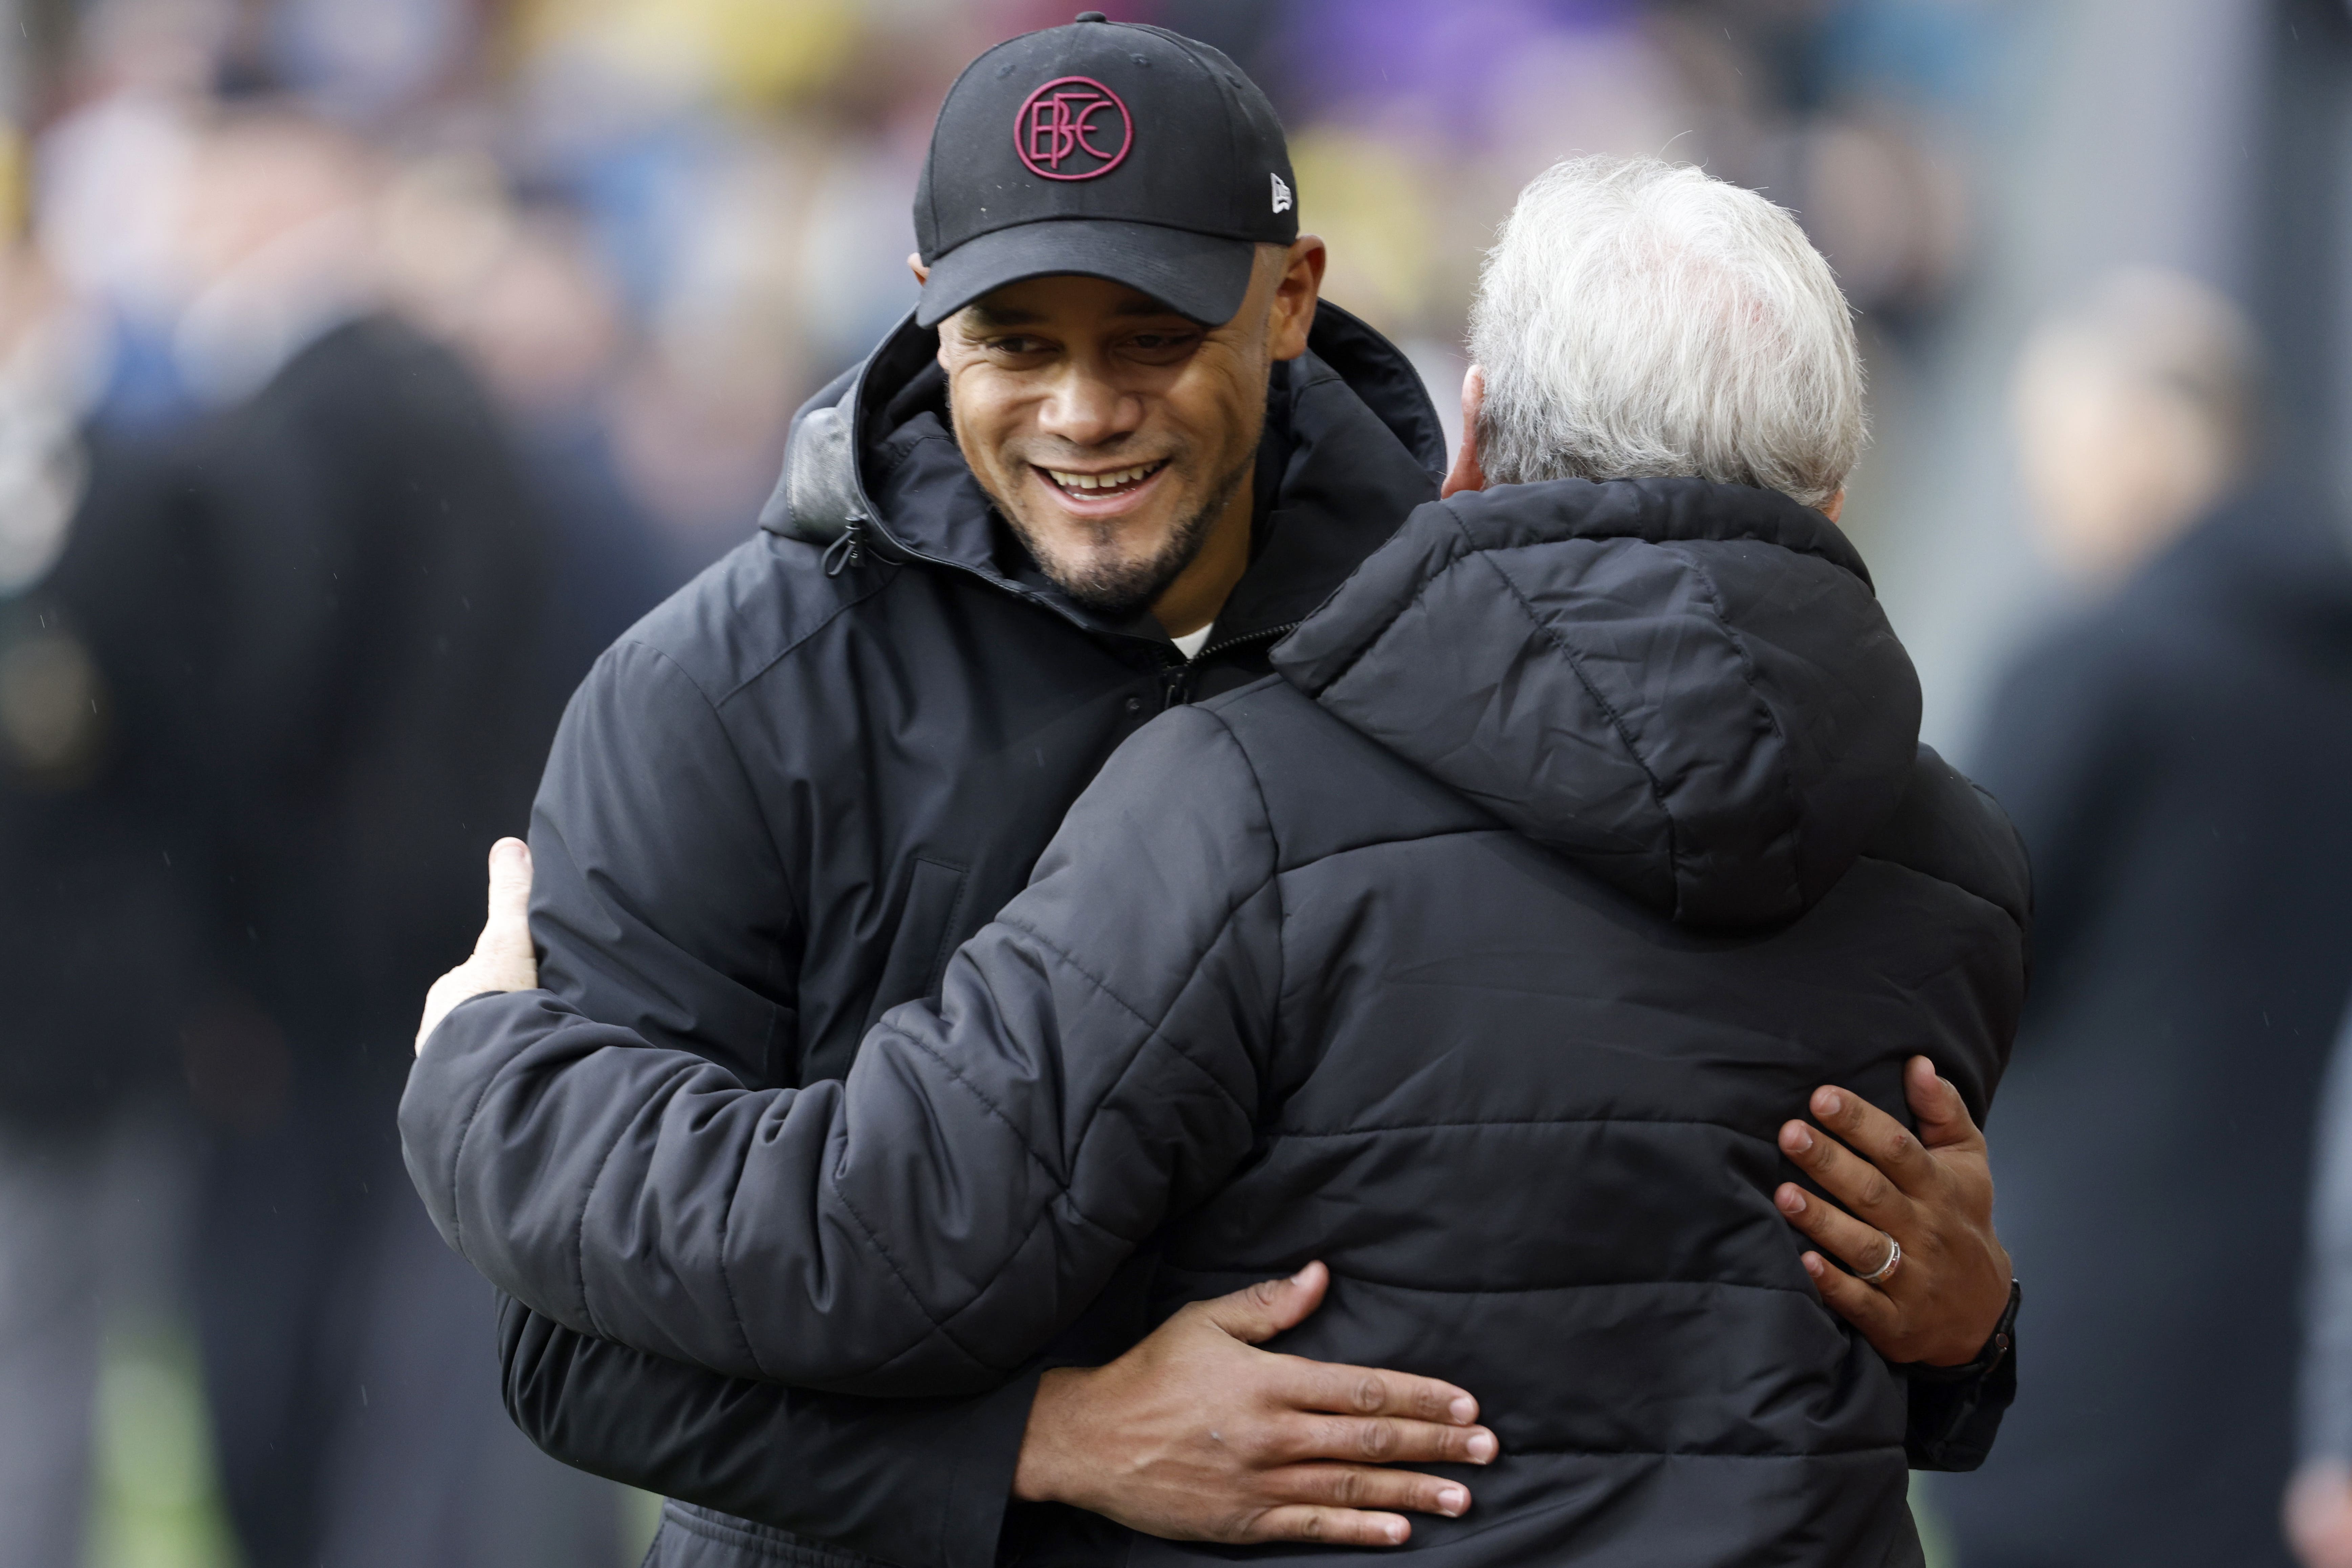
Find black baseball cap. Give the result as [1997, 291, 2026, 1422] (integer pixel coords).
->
[913, 13, 1299, 330]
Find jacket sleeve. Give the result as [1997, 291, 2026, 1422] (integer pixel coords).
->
[499, 1297, 1046, 1567]
[524, 637, 803, 1085]
[404, 702, 1282, 1393]
[1901, 1282, 2021, 1470]
[406, 634, 1016, 1567]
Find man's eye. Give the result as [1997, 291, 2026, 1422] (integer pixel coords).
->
[989, 336, 1048, 355]
[1127, 333, 1199, 355]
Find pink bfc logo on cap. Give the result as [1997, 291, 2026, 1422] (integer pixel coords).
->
[1015, 77, 1132, 180]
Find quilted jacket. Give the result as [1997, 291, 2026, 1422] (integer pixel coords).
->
[406, 473, 2027, 1567]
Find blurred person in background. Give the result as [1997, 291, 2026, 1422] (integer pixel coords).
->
[380, 165, 691, 684]
[2292, 1014, 2352, 1567]
[155, 104, 623, 1568]
[405, 18, 2021, 1568]
[0, 236, 205, 1568]
[447, 209, 683, 677]
[1939, 271, 2352, 1568]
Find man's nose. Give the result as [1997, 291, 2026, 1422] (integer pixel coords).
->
[1037, 365, 1144, 448]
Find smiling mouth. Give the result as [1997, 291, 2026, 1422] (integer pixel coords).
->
[1040, 460, 1169, 501]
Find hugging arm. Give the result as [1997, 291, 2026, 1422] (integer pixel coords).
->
[1776, 1067, 2019, 1468]
[1769, 753, 2031, 1464]
[410, 650, 1489, 1553]
[501, 1260, 1494, 1555]
[416, 641, 1052, 1563]
[406, 704, 1281, 1389]
[500, 1300, 1046, 1567]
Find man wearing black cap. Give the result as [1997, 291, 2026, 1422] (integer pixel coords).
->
[404, 17, 2019, 1568]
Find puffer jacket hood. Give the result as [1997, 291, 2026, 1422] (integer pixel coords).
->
[1275, 477, 1924, 928]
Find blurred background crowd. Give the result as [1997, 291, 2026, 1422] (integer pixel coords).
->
[3, 0, 2352, 1565]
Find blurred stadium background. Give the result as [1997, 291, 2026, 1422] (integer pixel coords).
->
[1, 0, 2347, 1563]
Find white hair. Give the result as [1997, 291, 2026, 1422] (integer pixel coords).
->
[1468, 156, 1866, 509]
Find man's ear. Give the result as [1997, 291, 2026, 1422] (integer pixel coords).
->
[1820, 487, 1846, 524]
[1440, 366, 1488, 499]
[917, 254, 949, 372]
[1267, 237, 1327, 362]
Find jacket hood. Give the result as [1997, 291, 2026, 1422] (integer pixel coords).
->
[1273, 478, 1922, 929]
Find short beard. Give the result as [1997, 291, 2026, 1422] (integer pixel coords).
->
[1010, 453, 1253, 622]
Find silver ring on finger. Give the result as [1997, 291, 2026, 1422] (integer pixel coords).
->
[1861, 1234, 1901, 1286]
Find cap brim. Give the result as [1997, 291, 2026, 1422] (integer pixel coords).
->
[917, 219, 1257, 329]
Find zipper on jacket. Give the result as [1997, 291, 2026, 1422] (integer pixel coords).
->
[1162, 620, 1303, 708]
[1157, 659, 1189, 711]
[1196, 621, 1302, 664]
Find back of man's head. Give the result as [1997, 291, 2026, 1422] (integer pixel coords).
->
[1469, 156, 1864, 510]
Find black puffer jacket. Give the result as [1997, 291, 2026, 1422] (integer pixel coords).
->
[408, 476, 2028, 1567]
[434, 303, 1456, 1568]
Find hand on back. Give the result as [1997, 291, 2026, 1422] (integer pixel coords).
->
[1014, 1262, 1496, 1547]
[1774, 1055, 2015, 1365]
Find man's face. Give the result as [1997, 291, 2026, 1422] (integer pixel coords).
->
[936, 251, 1299, 619]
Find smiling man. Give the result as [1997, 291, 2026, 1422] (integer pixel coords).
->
[405, 17, 2020, 1568]
[934, 263, 1288, 644]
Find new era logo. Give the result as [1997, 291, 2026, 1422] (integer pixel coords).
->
[1271, 172, 1293, 214]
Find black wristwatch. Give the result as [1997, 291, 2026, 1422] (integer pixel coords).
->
[1904, 1279, 2022, 1382]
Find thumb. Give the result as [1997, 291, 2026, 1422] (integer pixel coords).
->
[1905, 1055, 1979, 1150]
[1199, 1260, 1329, 1345]
[476, 837, 535, 966]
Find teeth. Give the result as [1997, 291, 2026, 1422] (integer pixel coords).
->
[1047, 463, 1159, 493]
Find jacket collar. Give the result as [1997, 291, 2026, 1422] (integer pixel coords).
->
[765, 302, 1445, 650]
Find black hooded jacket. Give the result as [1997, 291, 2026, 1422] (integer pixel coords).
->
[428, 304, 1450, 1568]
[407, 316, 2030, 1560]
